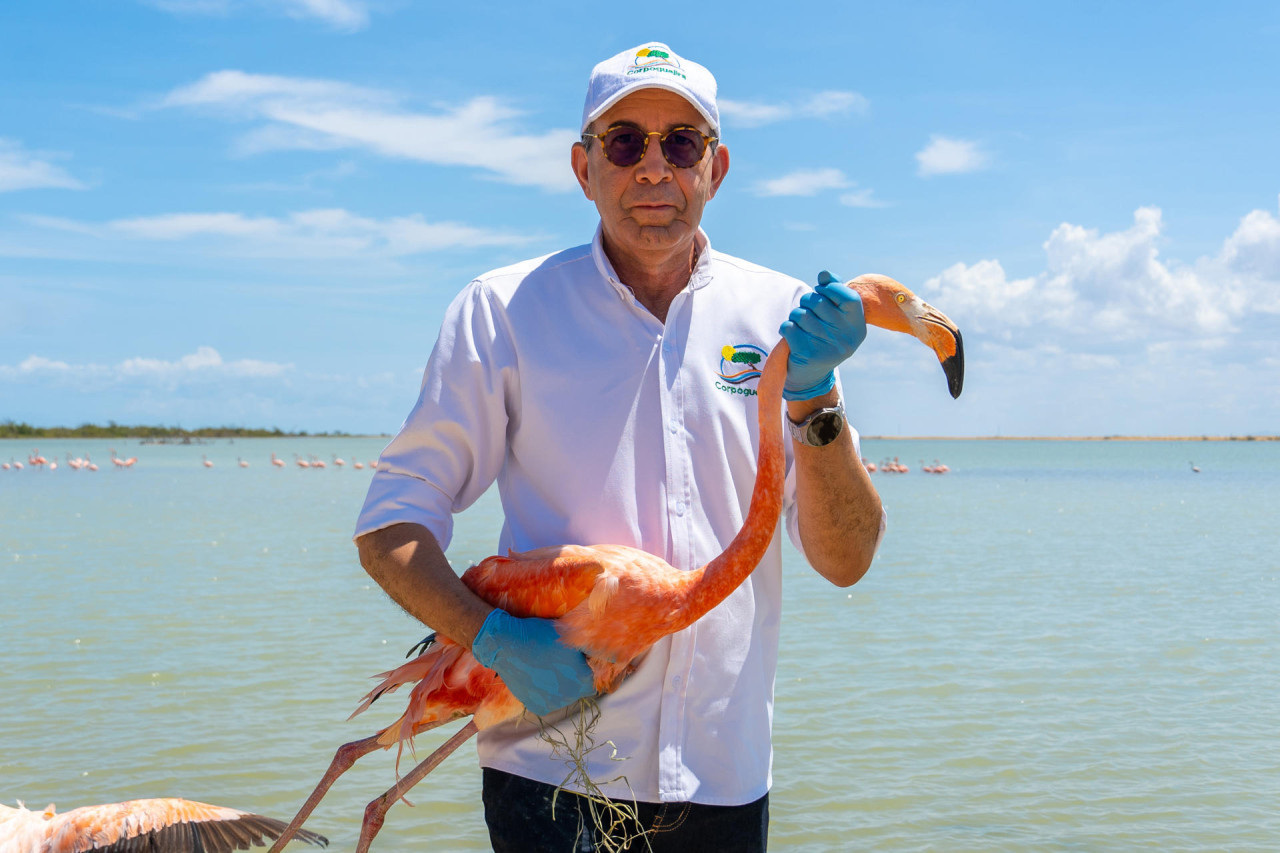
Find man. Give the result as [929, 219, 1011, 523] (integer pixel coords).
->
[355, 41, 883, 851]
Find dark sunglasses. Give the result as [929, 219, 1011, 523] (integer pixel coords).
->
[581, 124, 718, 169]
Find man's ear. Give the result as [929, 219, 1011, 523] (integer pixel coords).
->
[707, 143, 730, 200]
[571, 143, 594, 201]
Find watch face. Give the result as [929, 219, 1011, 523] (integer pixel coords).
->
[805, 410, 844, 446]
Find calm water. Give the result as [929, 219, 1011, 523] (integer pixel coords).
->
[2, 437, 1277, 851]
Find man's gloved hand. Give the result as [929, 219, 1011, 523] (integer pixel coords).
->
[470, 609, 596, 716]
[778, 270, 868, 401]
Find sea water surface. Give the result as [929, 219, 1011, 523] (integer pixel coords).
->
[2, 437, 1277, 851]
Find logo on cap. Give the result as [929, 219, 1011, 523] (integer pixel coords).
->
[629, 46, 687, 79]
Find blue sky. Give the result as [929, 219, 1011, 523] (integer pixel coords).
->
[3, 1, 1278, 436]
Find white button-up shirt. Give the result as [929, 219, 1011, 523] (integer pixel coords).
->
[356, 226, 869, 805]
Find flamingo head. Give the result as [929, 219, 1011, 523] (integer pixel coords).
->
[845, 273, 964, 398]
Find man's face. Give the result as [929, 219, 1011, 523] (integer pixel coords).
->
[572, 88, 729, 259]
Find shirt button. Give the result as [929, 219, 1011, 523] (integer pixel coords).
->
[672, 675, 682, 686]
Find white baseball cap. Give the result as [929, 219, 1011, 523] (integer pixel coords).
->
[581, 42, 719, 135]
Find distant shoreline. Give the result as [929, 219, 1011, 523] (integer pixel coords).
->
[4, 420, 1273, 443]
[865, 435, 1279, 442]
[0, 421, 386, 440]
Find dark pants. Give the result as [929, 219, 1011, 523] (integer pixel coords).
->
[482, 767, 769, 853]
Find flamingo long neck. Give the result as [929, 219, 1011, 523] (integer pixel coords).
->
[673, 339, 789, 626]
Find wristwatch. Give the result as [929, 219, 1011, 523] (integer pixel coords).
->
[787, 401, 846, 447]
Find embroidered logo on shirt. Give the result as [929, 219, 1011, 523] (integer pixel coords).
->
[715, 344, 766, 397]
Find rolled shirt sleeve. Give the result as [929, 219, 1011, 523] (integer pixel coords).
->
[355, 281, 517, 551]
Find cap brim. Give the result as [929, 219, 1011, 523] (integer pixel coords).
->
[583, 80, 719, 135]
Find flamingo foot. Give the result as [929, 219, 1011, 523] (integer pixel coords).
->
[353, 721, 479, 853]
[266, 733, 386, 853]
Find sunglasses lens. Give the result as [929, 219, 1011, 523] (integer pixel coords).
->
[661, 129, 706, 168]
[596, 127, 709, 168]
[602, 127, 647, 167]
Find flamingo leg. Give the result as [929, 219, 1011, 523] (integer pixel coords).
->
[266, 733, 387, 853]
[354, 721, 479, 853]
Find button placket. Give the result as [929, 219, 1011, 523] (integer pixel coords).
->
[655, 293, 695, 799]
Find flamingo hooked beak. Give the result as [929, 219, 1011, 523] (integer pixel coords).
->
[920, 305, 964, 399]
[845, 273, 965, 399]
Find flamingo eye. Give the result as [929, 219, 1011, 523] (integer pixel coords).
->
[896, 293, 907, 304]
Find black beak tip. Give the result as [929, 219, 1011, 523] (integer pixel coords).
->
[942, 329, 964, 399]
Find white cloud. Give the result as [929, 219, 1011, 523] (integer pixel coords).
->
[720, 90, 869, 128]
[839, 188, 888, 209]
[276, 0, 368, 30]
[924, 204, 1280, 346]
[800, 91, 869, 117]
[1220, 194, 1280, 311]
[1, 347, 292, 387]
[24, 208, 535, 259]
[719, 101, 790, 126]
[140, 0, 370, 31]
[924, 259, 1045, 335]
[0, 139, 86, 192]
[120, 346, 290, 378]
[160, 70, 578, 192]
[17, 355, 73, 372]
[915, 135, 989, 177]
[753, 168, 850, 197]
[162, 70, 390, 112]
[750, 168, 886, 207]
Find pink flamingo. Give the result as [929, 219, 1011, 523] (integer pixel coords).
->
[238, 457, 250, 468]
[333, 454, 346, 467]
[85, 454, 99, 472]
[353, 459, 365, 470]
[203, 455, 214, 468]
[272, 453, 286, 468]
[0, 798, 327, 853]
[295, 455, 310, 469]
[310, 456, 326, 469]
[263, 275, 966, 853]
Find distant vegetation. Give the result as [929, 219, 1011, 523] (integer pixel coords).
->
[0, 420, 355, 439]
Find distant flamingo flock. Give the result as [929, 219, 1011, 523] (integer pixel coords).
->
[861, 456, 951, 474]
[2, 447, 378, 471]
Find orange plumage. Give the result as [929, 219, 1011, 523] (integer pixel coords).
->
[267, 276, 964, 853]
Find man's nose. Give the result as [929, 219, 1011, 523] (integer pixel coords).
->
[634, 133, 673, 183]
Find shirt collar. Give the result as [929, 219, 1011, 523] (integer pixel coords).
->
[591, 224, 714, 300]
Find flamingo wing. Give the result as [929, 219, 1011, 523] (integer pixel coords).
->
[44, 799, 328, 853]
[460, 544, 631, 618]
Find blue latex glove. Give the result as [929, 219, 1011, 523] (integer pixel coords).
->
[778, 270, 868, 401]
[470, 609, 596, 716]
